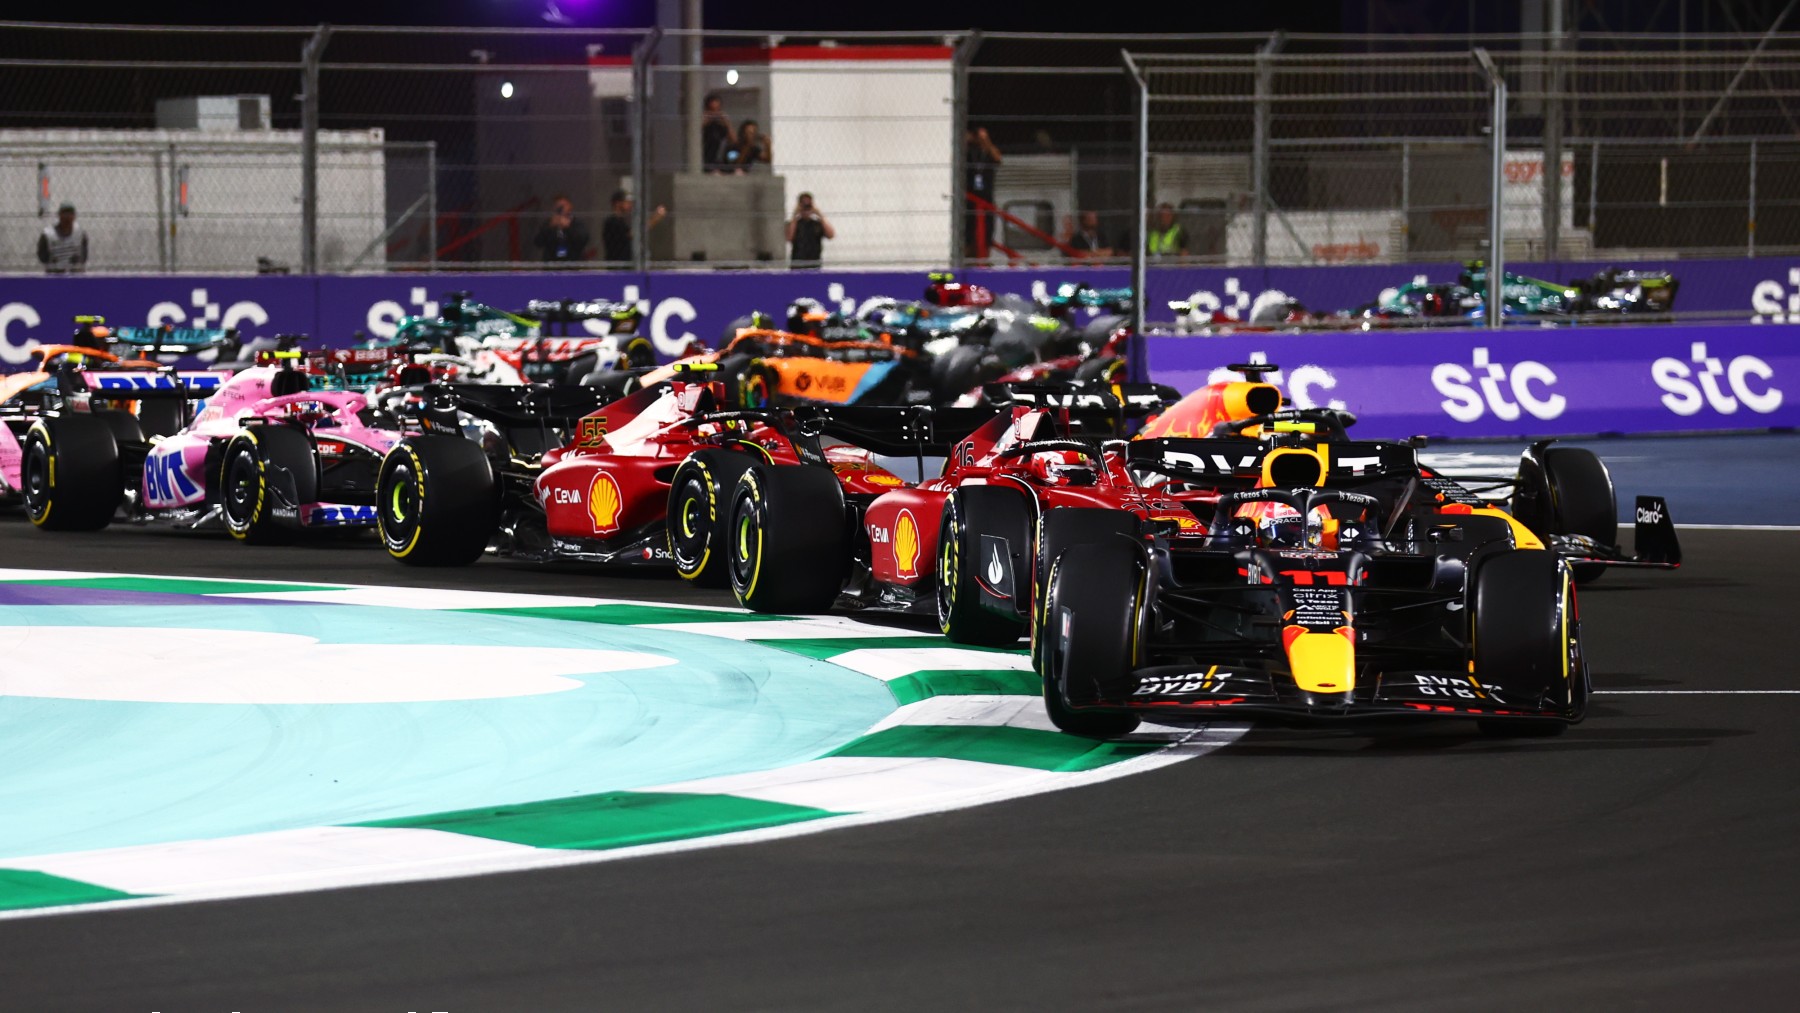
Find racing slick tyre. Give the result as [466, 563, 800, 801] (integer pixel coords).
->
[933, 344, 1003, 403]
[1074, 355, 1127, 387]
[1471, 549, 1577, 737]
[1031, 508, 1142, 669]
[936, 486, 1032, 647]
[134, 399, 186, 439]
[1038, 540, 1143, 739]
[22, 413, 121, 531]
[668, 449, 759, 587]
[378, 435, 498, 566]
[726, 464, 848, 613]
[1515, 445, 1616, 585]
[581, 368, 638, 401]
[91, 409, 146, 447]
[220, 427, 318, 545]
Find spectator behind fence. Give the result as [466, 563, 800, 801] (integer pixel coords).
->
[601, 189, 667, 265]
[786, 192, 836, 270]
[534, 195, 591, 264]
[1066, 209, 1116, 260]
[1146, 202, 1188, 259]
[702, 94, 736, 173]
[731, 121, 771, 174]
[38, 202, 88, 274]
[963, 126, 1002, 257]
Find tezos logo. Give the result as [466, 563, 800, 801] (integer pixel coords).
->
[1651, 342, 1782, 416]
[1431, 347, 1565, 423]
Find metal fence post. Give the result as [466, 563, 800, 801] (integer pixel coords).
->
[632, 28, 662, 273]
[153, 148, 169, 272]
[300, 24, 331, 275]
[1749, 138, 1758, 256]
[1122, 51, 1148, 333]
[168, 142, 180, 270]
[1474, 48, 1505, 329]
[951, 31, 981, 270]
[1252, 32, 1285, 268]
[1544, 4, 1566, 263]
[1400, 140, 1410, 261]
[1589, 140, 1599, 240]
[426, 140, 438, 271]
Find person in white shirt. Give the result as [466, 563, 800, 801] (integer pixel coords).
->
[38, 202, 88, 274]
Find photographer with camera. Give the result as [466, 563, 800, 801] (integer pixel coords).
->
[785, 192, 835, 270]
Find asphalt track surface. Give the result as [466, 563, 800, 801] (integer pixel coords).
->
[2, 515, 1798, 1009]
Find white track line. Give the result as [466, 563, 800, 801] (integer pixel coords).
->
[1594, 689, 1800, 695]
[1670, 523, 1800, 532]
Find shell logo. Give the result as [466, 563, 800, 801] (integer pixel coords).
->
[588, 471, 624, 535]
[865, 473, 904, 487]
[1154, 512, 1204, 534]
[894, 509, 921, 579]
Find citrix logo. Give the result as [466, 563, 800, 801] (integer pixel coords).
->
[148, 288, 269, 331]
[1431, 347, 1565, 423]
[1652, 341, 1782, 416]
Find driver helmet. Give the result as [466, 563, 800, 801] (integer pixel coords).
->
[1238, 500, 1304, 548]
[1026, 449, 1097, 487]
[786, 298, 830, 334]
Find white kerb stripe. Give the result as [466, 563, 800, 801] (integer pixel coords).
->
[826, 647, 1034, 681]
[645, 755, 1063, 813]
[1, 826, 544, 897]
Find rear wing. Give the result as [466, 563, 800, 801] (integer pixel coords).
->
[524, 299, 643, 329]
[1124, 437, 1419, 485]
[803, 404, 996, 458]
[986, 381, 1178, 419]
[415, 382, 611, 429]
[107, 326, 240, 358]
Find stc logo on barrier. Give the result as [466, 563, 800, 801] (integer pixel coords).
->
[1432, 347, 1566, 423]
[148, 288, 269, 332]
[1, 289, 267, 367]
[1652, 342, 1783, 416]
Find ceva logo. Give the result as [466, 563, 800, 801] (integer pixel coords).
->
[1431, 347, 1566, 423]
[1652, 342, 1782, 416]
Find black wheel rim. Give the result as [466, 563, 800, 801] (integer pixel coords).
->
[383, 462, 421, 548]
[224, 450, 259, 526]
[671, 478, 709, 573]
[727, 490, 760, 592]
[936, 511, 959, 628]
[22, 441, 50, 518]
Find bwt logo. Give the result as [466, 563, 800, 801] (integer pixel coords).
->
[1652, 342, 1782, 416]
[1432, 347, 1566, 422]
[1204, 351, 1345, 410]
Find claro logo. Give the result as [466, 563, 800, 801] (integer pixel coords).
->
[1652, 342, 1782, 416]
[1431, 347, 1566, 423]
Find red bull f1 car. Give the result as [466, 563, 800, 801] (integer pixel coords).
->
[1034, 406, 1681, 739]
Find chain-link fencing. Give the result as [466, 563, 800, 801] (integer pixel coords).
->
[7, 23, 1800, 274]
